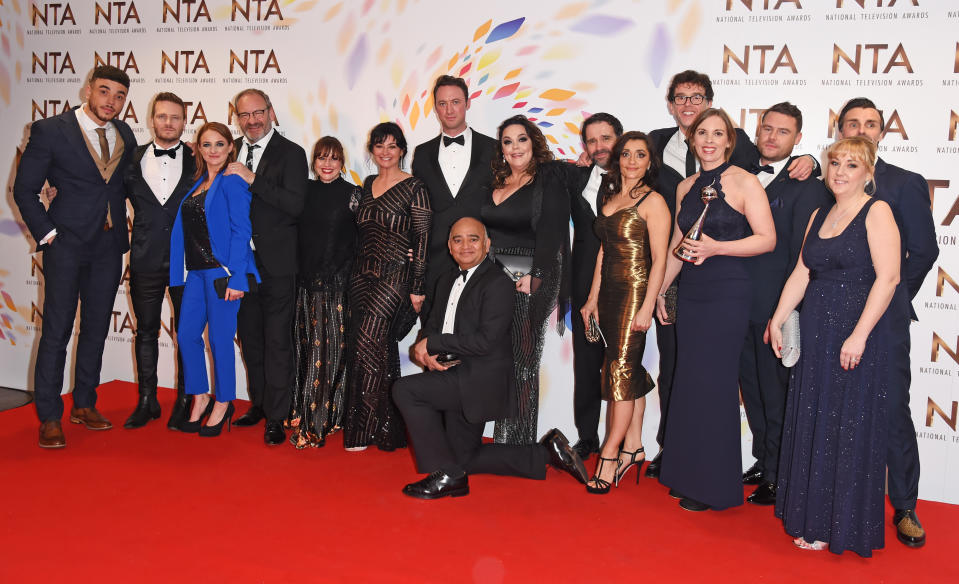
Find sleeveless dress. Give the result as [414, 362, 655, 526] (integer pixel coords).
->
[594, 194, 655, 401]
[776, 198, 890, 557]
[659, 162, 752, 510]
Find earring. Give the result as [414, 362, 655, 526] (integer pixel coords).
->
[865, 178, 876, 195]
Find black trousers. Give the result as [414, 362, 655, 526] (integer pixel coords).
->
[570, 307, 605, 443]
[654, 317, 677, 449]
[129, 270, 184, 396]
[393, 370, 548, 479]
[34, 230, 122, 422]
[738, 322, 789, 483]
[237, 273, 296, 422]
[887, 311, 919, 510]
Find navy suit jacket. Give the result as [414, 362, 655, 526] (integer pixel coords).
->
[745, 159, 833, 323]
[13, 108, 136, 252]
[423, 258, 516, 424]
[169, 172, 260, 290]
[873, 157, 939, 320]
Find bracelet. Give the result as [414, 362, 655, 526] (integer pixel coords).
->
[657, 293, 666, 298]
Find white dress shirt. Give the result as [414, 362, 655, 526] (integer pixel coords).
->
[580, 165, 606, 217]
[237, 127, 275, 173]
[757, 157, 789, 189]
[442, 263, 479, 334]
[662, 129, 696, 178]
[141, 142, 184, 205]
[437, 127, 472, 197]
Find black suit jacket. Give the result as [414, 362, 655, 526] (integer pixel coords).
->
[745, 159, 832, 323]
[235, 132, 308, 277]
[423, 258, 515, 424]
[560, 163, 601, 305]
[412, 130, 497, 297]
[873, 157, 939, 320]
[124, 142, 196, 273]
[13, 108, 136, 252]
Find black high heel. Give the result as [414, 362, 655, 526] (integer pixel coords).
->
[199, 402, 234, 437]
[177, 395, 214, 433]
[586, 456, 621, 495]
[614, 446, 646, 487]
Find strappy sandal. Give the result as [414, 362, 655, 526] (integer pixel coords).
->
[586, 456, 620, 495]
[614, 446, 645, 487]
[793, 538, 827, 551]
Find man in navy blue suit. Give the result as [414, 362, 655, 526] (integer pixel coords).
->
[13, 65, 137, 448]
[837, 97, 939, 548]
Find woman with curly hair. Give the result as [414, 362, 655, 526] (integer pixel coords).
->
[481, 115, 570, 445]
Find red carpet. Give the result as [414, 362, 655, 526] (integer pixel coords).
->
[0, 381, 952, 583]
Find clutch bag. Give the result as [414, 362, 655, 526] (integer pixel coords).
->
[214, 274, 259, 299]
[584, 315, 606, 346]
[780, 310, 800, 368]
[494, 253, 533, 282]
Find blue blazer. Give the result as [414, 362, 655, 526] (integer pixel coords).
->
[169, 172, 260, 290]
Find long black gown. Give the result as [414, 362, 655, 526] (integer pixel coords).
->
[288, 177, 360, 448]
[343, 176, 431, 450]
[659, 162, 752, 510]
[481, 162, 569, 445]
[776, 198, 890, 557]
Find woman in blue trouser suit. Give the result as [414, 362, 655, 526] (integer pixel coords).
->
[170, 121, 260, 436]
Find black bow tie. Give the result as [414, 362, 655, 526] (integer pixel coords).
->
[154, 145, 179, 159]
[458, 269, 469, 282]
[443, 135, 465, 147]
[751, 164, 774, 175]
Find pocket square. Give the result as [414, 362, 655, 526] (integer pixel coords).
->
[769, 197, 784, 210]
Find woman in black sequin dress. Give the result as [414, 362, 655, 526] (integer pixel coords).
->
[481, 115, 570, 445]
[769, 136, 900, 556]
[343, 123, 431, 451]
[288, 137, 360, 448]
[655, 109, 775, 511]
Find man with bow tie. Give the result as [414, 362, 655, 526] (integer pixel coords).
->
[122, 92, 196, 430]
[738, 102, 831, 505]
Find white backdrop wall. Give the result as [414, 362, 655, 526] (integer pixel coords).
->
[1, 0, 957, 503]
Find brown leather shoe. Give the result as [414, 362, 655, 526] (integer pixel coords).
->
[39, 421, 66, 449]
[69, 407, 113, 430]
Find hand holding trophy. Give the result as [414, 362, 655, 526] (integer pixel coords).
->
[673, 178, 719, 263]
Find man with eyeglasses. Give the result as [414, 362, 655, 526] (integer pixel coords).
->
[224, 88, 307, 446]
[412, 75, 497, 305]
[644, 69, 816, 479]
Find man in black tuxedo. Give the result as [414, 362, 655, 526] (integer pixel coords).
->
[393, 217, 587, 499]
[411, 75, 497, 303]
[13, 65, 137, 448]
[837, 98, 938, 548]
[644, 70, 816, 478]
[562, 113, 623, 459]
[225, 88, 308, 445]
[122, 92, 196, 430]
[738, 103, 831, 505]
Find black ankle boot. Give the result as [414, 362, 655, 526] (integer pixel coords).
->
[124, 392, 161, 429]
[167, 389, 191, 431]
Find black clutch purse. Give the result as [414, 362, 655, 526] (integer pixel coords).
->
[435, 353, 462, 367]
[213, 274, 259, 299]
[494, 253, 534, 282]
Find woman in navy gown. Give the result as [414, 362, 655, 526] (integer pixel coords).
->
[655, 109, 775, 511]
[769, 136, 900, 556]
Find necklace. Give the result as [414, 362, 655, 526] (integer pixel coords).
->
[829, 195, 867, 230]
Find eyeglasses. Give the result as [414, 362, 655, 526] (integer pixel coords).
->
[671, 94, 706, 105]
[237, 108, 269, 121]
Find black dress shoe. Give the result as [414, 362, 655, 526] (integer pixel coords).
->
[742, 461, 764, 485]
[264, 421, 285, 445]
[746, 481, 777, 506]
[572, 437, 599, 460]
[645, 451, 662, 478]
[541, 428, 588, 484]
[167, 394, 191, 431]
[668, 488, 684, 499]
[235, 405, 265, 427]
[402, 471, 469, 500]
[893, 509, 926, 548]
[679, 497, 710, 512]
[124, 394, 161, 429]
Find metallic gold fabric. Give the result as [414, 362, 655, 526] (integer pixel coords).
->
[595, 205, 655, 401]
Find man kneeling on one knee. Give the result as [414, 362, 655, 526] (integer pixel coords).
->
[393, 216, 587, 499]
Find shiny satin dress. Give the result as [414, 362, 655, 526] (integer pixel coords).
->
[594, 195, 655, 401]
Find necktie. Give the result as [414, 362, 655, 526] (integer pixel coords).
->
[154, 146, 178, 159]
[95, 128, 110, 165]
[751, 163, 774, 175]
[443, 135, 465, 147]
[458, 269, 469, 282]
[245, 143, 260, 171]
[684, 138, 696, 178]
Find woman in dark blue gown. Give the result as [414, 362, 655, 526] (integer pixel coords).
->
[769, 136, 900, 556]
[655, 109, 775, 511]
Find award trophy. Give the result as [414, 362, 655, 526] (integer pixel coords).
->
[673, 178, 718, 262]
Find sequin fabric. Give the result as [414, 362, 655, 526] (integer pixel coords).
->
[181, 189, 220, 270]
[775, 198, 890, 557]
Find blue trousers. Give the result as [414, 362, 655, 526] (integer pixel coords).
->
[178, 268, 241, 402]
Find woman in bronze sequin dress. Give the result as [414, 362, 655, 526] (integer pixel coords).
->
[580, 132, 671, 493]
[343, 123, 431, 451]
[288, 137, 360, 448]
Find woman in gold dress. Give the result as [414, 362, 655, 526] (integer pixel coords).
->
[580, 131, 671, 494]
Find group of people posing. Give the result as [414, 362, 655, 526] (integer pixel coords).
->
[13, 66, 937, 558]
